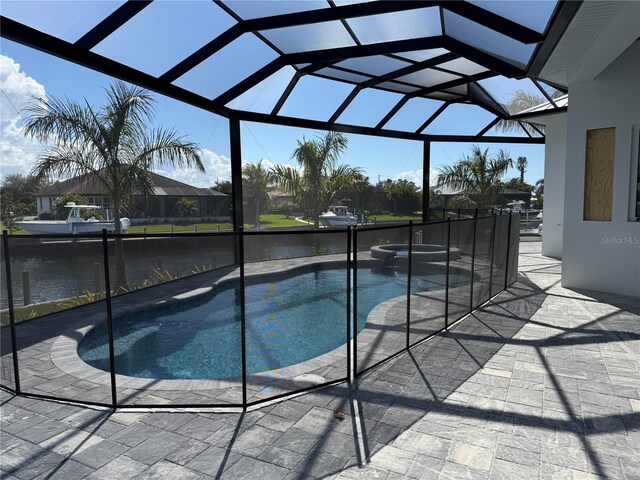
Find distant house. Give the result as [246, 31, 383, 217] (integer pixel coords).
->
[35, 171, 231, 221]
[268, 188, 295, 208]
[435, 185, 532, 210]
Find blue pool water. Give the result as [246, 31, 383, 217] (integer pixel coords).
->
[78, 267, 467, 379]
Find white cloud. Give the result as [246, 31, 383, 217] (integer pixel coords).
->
[156, 148, 231, 187]
[395, 168, 438, 187]
[0, 55, 47, 176]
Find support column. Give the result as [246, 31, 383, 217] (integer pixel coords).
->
[542, 114, 566, 259]
[229, 117, 244, 231]
[422, 139, 431, 223]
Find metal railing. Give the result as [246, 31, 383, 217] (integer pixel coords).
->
[0, 211, 519, 409]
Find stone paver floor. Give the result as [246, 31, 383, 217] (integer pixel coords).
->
[1, 241, 639, 479]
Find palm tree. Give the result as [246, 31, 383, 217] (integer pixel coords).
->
[533, 178, 544, 209]
[175, 197, 198, 219]
[436, 145, 512, 208]
[517, 156, 527, 183]
[23, 81, 203, 288]
[382, 179, 421, 215]
[271, 132, 365, 228]
[495, 89, 564, 135]
[242, 160, 273, 227]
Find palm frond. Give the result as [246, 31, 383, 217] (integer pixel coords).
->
[494, 89, 547, 135]
[271, 165, 301, 198]
[131, 128, 203, 172]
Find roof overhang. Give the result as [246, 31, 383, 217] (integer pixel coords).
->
[537, 0, 640, 86]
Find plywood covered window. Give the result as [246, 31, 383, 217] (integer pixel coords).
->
[584, 127, 615, 221]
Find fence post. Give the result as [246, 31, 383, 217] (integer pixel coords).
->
[457, 208, 461, 220]
[101, 229, 117, 408]
[21, 271, 30, 306]
[216, 224, 220, 233]
[445, 219, 451, 330]
[504, 213, 513, 290]
[352, 226, 359, 378]
[406, 221, 413, 350]
[238, 227, 247, 407]
[470, 211, 478, 311]
[489, 213, 497, 297]
[346, 226, 352, 383]
[2, 231, 21, 393]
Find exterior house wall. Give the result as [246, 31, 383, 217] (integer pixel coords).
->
[561, 42, 640, 297]
[542, 114, 567, 259]
[37, 194, 231, 220]
[36, 196, 52, 216]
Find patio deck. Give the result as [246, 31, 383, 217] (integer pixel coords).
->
[1, 241, 639, 479]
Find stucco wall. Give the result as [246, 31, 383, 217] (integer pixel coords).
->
[561, 42, 640, 297]
[542, 114, 567, 259]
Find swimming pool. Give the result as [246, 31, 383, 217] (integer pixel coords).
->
[78, 266, 468, 379]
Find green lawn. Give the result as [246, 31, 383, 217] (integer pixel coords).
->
[127, 221, 233, 234]
[254, 214, 309, 227]
[370, 214, 422, 221]
[2, 215, 311, 236]
[127, 214, 305, 233]
[0, 222, 29, 235]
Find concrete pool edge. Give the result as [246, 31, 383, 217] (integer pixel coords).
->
[47, 253, 477, 397]
[48, 254, 370, 393]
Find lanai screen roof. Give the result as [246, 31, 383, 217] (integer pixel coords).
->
[1, 0, 577, 143]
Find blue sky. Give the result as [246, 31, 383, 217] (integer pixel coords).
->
[0, 37, 545, 189]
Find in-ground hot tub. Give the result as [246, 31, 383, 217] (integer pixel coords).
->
[370, 243, 461, 263]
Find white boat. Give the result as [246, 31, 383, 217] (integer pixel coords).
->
[319, 206, 358, 227]
[506, 200, 526, 213]
[16, 203, 130, 235]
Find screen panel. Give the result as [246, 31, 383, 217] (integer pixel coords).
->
[507, 214, 520, 285]
[408, 222, 449, 345]
[0, 242, 16, 391]
[8, 234, 113, 405]
[355, 225, 411, 373]
[104, 233, 240, 406]
[446, 219, 474, 324]
[243, 231, 349, 403]
[472, 216, 494, 309]
[491, 213, 509, 296]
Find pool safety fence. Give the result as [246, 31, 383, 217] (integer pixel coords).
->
[0, 212, 519, 409]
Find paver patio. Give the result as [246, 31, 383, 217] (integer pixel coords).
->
[1, 241, 639, 479]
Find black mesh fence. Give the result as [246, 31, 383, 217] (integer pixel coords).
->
[427, 209, 495, 221]
[507, 214, 520, 285]
[243, 230, 349, 404]
[491, 214, 510, 296]
[354, 225, 411, 374]
[107, 233, 236, 298]
[1, 239, 15, 391]
[447, 219, 475, 324]
[106, 233, 241, 407]
[472, 217, 494, 309]
[408, 222, 448, 346]
[244, 230, 346, 263]
[6, 234, 113, 406]
[0, 323, 15, 391]
[0, 213, 519, 408]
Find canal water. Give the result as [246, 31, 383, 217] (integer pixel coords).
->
[0, 234, 352, 309]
